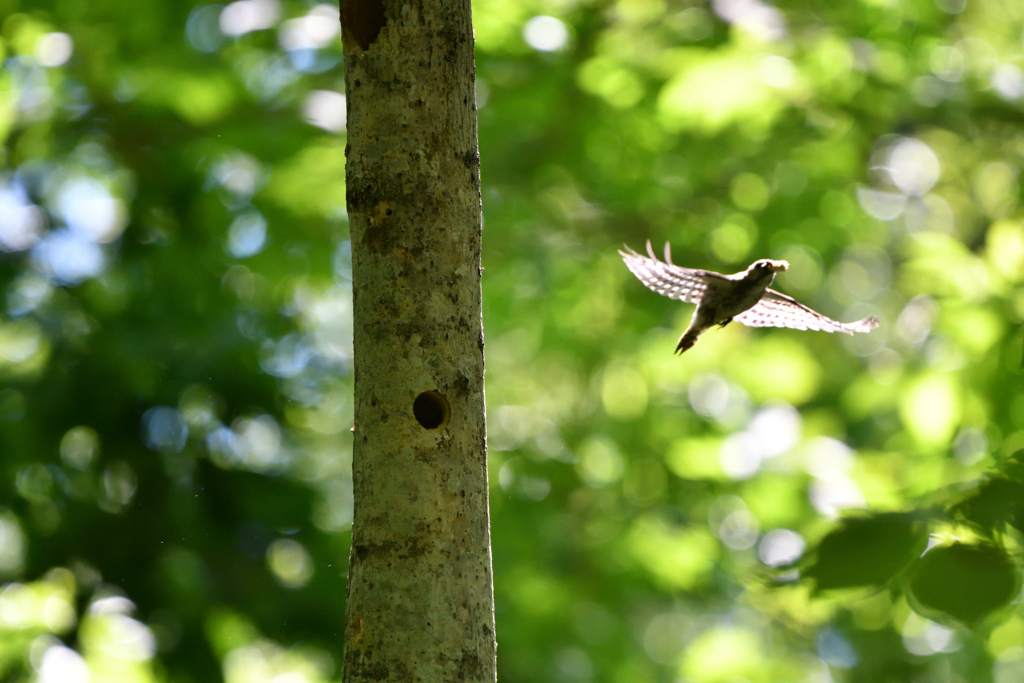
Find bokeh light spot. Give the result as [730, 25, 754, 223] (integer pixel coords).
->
[233, 414, 286, 472]
[35, 33, 73, 68]
[681, 626, 763, 682]
[601, 363, 648, 420]
[856, 186, 906, 220]
[688, 373, 729, 418]
[758, 528, 805, 566]
[266, 539, 314, 589]
[39, 645, 89, 683]
[523, 16, 568, 52]
[730, 173, 770, 211]
[899, 373, 961, 449]
[32, 231, 105, 286]
[0, 512, 26, 575]
[102, 462, 138, 512]
[707, 218, 756, 263]
[817, 627, 859, 668]
[278, 4, 340, 51]
[226, 211, 267, 258]
[576, 435, 624, 487]
[303, 90, 347, 132]
[186, 5, 226, 53]
[712, 0, 785, 40]
[0, 182, 45, 252]
[992, 64, 1024, 100]
[748, 403, 801, 458]
[60, 427, 100, 471]
[142, 407, 189, 452]
[57, 177, 126, 244]
[720, 433, 762, 479]
[220, 0, 280, 36]
[887, 138, 940, 197]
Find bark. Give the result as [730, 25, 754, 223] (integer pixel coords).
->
[340, 0, 496, 681]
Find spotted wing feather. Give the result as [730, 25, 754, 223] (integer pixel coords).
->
[619, 241, 719, 304]
[734, 289, 878, 335]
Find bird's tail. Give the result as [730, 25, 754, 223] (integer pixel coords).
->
[675, 328, 702, 354]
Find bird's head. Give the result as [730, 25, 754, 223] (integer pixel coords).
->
[749, 259, 789, 274]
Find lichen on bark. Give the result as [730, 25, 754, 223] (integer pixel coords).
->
[340, 0, 496, 681]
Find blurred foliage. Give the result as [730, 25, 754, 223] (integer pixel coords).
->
[801, 513, 930, 591]
[2, 0, 1024, 681]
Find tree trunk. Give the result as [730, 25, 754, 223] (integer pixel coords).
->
[339, 0, 496, 681]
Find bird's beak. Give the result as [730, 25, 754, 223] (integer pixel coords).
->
[766, 259, 789, 273]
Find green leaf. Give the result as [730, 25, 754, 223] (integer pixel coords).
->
[803, 513, 928, 591]
[908, 543, 1020, 625]
[949, 477, 1024, 535]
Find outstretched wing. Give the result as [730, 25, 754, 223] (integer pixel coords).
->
[734, 289, 878, 335]
[619, 241, 721, 304]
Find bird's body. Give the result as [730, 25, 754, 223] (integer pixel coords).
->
[621, 241, 878, 353]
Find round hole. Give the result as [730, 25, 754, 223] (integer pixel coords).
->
[413, 391, 449, 430]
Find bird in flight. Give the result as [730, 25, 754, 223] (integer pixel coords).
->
[621, 241, 879, 353]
